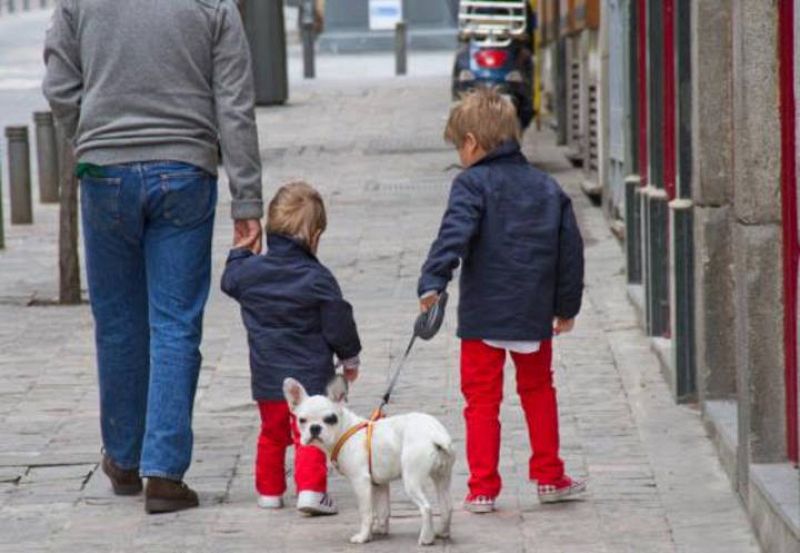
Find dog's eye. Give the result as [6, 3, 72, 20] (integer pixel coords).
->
[323, 414, 338, 425]
[298, 418, 307, 425]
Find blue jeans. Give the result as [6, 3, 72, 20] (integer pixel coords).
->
[80, 161, 217, 480]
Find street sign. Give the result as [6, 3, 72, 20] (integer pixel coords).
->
[369, 0, 402, 30]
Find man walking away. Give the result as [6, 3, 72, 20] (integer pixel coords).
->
[43, 0, 263, 513]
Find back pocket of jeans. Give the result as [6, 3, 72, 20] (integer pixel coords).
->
[80, 176, 122, 230]
[160, 170, 217, 227]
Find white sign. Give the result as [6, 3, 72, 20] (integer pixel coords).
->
[369, 0, 403, 31]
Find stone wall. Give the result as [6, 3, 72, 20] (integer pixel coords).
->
[691, 0, 736, 402]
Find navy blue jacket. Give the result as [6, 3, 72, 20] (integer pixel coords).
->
[418, 140, 584, 341]
[221, 234, 362, 401]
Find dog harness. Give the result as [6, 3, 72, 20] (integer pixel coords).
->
[330, 409, 383, 483]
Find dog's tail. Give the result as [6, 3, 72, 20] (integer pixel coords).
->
[430, 423, 456, 477]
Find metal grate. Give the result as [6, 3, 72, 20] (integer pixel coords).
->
[569, 59, 581, 147]
[588, 84, 599, 172]
[363, 176, 451, 193]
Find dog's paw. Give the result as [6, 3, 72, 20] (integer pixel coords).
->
[371, 521, 389, 536]
[350, 532, 372, 544]
[418, 533, 436, 546]
[436, 530, 451, 540]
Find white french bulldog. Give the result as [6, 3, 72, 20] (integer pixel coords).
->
[283, 376, 455, 545]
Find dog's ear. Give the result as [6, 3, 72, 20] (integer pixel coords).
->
[326, 375, 348, 404]
[283, 378, 308, 411]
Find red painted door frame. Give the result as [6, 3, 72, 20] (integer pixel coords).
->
[778, 0, 798, 463]
[637, 0, 648, 184]
[662, 0, 676, 200]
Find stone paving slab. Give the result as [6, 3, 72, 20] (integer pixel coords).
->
[0, 60, 761, 551]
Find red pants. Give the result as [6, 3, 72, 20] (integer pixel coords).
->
[461, 339, 564, 497]
[256, 400, 328, 496]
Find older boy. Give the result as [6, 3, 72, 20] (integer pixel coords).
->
[418, 88, 586, 513]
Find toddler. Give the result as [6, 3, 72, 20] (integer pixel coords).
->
[222, 181, 361, 515]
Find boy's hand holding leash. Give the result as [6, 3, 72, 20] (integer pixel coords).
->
[419, 291, 439, 313]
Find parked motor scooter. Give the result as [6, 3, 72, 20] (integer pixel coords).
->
[451, 0, 535, 129]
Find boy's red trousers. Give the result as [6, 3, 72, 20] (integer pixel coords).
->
[255, 400, 328, 496]
[460, 339, 564, 498]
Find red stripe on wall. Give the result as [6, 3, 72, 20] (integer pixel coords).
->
[778, 0, 798, 463]
[637, 0, 648, 184]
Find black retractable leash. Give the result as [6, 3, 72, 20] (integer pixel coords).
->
[370, 292, 449, 419]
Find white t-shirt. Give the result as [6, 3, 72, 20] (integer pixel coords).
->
[483, 340, 541, 354]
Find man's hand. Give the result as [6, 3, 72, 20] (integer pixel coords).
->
[343, 367, 359, 383]
[419, 293, 439, 313]
[234, 219, 262, 254]
[553, 317, 575, 335]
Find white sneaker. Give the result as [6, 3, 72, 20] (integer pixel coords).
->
[296, 491, 338, 516]
[257, 495, 284, 509]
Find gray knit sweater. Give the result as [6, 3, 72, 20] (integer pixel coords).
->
[43, 0, 263, 219]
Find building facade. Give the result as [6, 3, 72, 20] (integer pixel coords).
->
[545, 0, 800, 550]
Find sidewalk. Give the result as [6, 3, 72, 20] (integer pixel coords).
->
[0, 64, 760, 552]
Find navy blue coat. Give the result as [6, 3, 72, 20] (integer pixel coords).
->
[418, 140, 584, 341]
[221, 234, 362, 401]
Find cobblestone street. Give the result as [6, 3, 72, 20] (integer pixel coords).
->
[0, 47, 761, 552]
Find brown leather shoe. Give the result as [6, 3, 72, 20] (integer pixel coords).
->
[101, 454, 142, 495]
[145, 477, 199, 514]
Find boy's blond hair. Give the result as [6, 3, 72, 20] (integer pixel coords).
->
[266, 181, 327, 245]
[444, 87, 521, 152]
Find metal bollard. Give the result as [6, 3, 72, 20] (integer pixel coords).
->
[22, 0, 29, 11]
[5, 126, 33, 224]
[300, 0, 316, 79]
[34, 112, 60, 203]
[395, 21, 408, 76]
[7, 0, 15, 14]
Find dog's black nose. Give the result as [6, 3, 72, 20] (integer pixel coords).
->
[310, 424, 322, 436]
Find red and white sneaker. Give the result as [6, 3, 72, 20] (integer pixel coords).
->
[537, 476, 587, 504]
[463, 494, 496, 514]
[297, 491, 338, 516]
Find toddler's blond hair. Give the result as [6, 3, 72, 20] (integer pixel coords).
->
[266, 181, 327, 246]
[444, 87, 521, 152]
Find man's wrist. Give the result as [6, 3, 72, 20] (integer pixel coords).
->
[230, 199, 264, 221]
